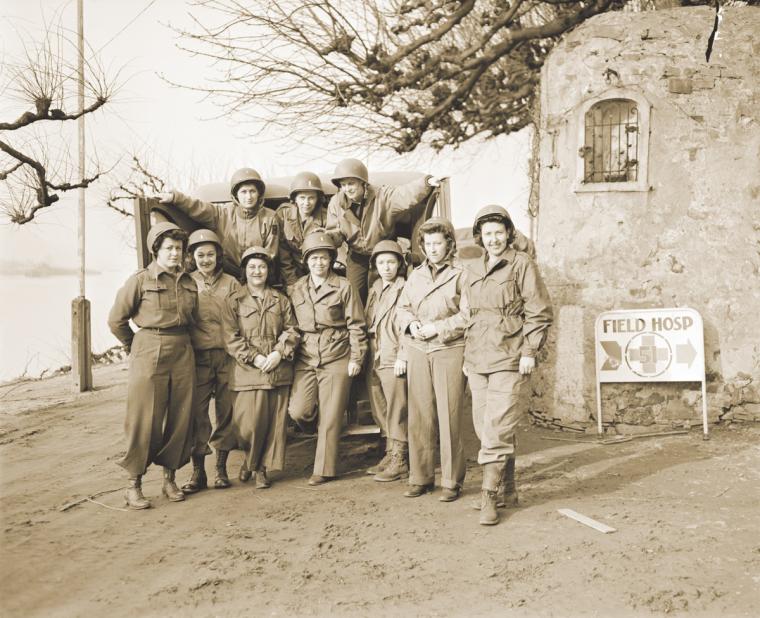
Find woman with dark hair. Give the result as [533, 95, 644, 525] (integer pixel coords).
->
[276, 171, 329, 291]
[180, 229, 240, 493]
[287, 231, 367, 486]
[396, 217, 469, 502]
[464, 205, 552, 525]
[222, 246, 300, 489]
[108, 222, 199, 510]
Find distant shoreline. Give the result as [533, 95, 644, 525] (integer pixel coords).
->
[1, 262, 102, 277]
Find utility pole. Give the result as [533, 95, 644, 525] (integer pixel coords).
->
[72, 0, 93, 392]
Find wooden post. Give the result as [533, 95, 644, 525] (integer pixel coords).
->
[72, 0, 92, 392]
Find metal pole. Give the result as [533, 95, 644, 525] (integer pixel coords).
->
[72, 0, 92, 392]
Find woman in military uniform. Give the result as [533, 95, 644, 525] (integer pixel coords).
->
[287, 232, 367, 485]
[108, 222, 198, 510]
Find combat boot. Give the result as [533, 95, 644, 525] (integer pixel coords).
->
[497, 455, 518, 508]
[367, 437, 392, 475]
[214, 450, 232, 488]
[479, 490, 499, 525]
[373, 440, 409, 482]
[255, 468, 271, 489]
[161, 468, 185, 502]
[181, 454, 207, 494]
[124, 476, 151, 510]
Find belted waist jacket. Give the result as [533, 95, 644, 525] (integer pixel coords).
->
[325, 178, 432, 256]
[222, 286, 300, 390]
[190, 270, 240, 351]
[171, 191, 280, 267]
[365, 276, 407, 368]
[108, 261, 198, 349]
[396, 259, 469, 354]
[463, 249, 553, 373]
[290, 272, 367, 367]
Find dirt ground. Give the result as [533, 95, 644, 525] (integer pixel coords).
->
[1, 363, 758, 618]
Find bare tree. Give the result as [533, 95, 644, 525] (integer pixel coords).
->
[171, 0, 717, 154]
[106, 155, 168, 217]
[0, 23, 117, 224]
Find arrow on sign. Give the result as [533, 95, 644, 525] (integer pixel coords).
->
[600, 341, 622, 370]
[676, 340, 697, 367]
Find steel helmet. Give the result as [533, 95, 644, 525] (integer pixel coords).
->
[370, 239, 404, 267]
[230, 168, 266, 199]
[331, 158, 368, 188]
[147, 221, 182, 254]
[187, 229, 222, 253]
[239, 245, 273, 269]
[301, 231, 337, 260]
[289, 171, 324, 201]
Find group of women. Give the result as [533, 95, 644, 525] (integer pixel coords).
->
[108, 159, 553, 526]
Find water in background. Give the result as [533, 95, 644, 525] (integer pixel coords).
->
[0, 270, 131, 382]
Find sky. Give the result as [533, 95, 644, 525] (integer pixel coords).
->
[0, 0, 533, 279]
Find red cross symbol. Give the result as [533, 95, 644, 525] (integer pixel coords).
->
[627, 334, 671, 376]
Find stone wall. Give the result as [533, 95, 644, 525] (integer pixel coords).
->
[533, 7, 760, 431]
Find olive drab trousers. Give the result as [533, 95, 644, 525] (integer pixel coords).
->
[119, 330, 195, 477]
[230, 386, 290, 472]
[406, 345, 466, 490]
[366, 343, 408, 443]
[288, 356, 352, 477]
[191, 348, 234, 456]
[468, 370, 528, 465]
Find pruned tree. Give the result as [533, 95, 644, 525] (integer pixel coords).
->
[0, 23, 116, 224]
[106, 155, 168, 217]
[172, 0, 716, 154]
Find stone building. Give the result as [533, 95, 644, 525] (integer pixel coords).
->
[532, 7, 760, 430]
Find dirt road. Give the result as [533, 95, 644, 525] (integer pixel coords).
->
[1, 364, 758, 617]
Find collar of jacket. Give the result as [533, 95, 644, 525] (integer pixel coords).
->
[468, 248, 517, 282]
[191, 269, 222, 288]
[338, 183, 376, 211]
[286, 202, 326, 225]
[232, 195, 263, 219]
[232, 285, 279, 311]
[148, 260, 184, 279]
[308, 271, 342, 302]
[369, 276, 404, 321]
[414, 258, 460, 294]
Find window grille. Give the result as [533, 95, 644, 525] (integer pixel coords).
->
[582, 99, 639, 183]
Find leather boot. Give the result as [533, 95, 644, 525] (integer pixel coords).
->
[497, 455, 518, 508]
[181, 454, 208, 494]
[239, 462, 252, 482]
[214, 450, 232, 488]
[255, 468, 271, 489]
[161, 468, 185, 502]
[471, 460, 508, 510]
[373, 440, 409, 482]
[366, 438, 392, 475]
[124, 476, 151, 510]
[479, 490, 499, 525]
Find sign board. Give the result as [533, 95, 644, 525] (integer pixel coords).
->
[595, 308, 705, 382]
[594, 308, 708, 438]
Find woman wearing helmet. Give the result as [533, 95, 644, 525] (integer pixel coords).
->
[325, 158, 440, 303]
[156, 168, 280, 271]
[464, 205, 552, 525]
[364, 240, 409, 482]
[287, 232, 367, 485]
[108, 222, 199, 510]
[180, 229, 241, 494]
[396, 217, 469, 502]
[221, 246, 300, 489]
[276, 171, 329, 290]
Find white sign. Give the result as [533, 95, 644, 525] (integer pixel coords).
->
[595, 308, 705, 383]
[593, 307, 708, 438]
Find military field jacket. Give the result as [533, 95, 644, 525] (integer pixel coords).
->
[463, 249, 553, 373]
[190, 270, 240, 351]
[396, 259, 468, 354]
[171, 191, 280, 267]
[325, 178, 431, 256]
[365, 277, 407, 368]
[275, 202, 328, 288]
[222, 286, 299, 390]
[108, 261, 198, 349]
[290, 272, 367, 367]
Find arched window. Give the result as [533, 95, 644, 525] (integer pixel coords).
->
[583, 99, 639, 183]
[575, 90, 650, 193]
